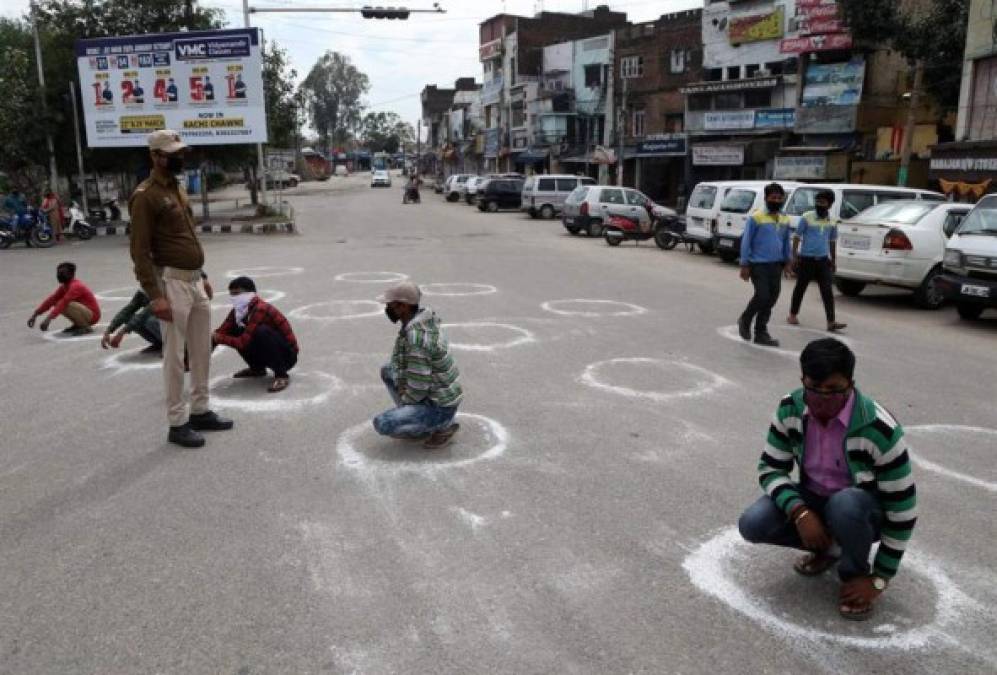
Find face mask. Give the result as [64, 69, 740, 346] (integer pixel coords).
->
[57, 272, 71, 284]
[815, 204, 829, 217]
[231, 292, 256, 325]
[385, 306, 401, 324]
[805, 389, 851, 423]
[766, 199, 783, 213]
[165, 154, 185, 173]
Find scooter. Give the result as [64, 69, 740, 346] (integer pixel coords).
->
[64, 202, 95, 240]
[402, 185, 421, 204]
[0, 208, 55, 249]
[653, 216, 696, 251]
[87, 198, 122, 223]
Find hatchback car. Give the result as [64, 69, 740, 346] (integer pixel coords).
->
[370, 170, 392, 188]
[477, 178, 525, 212]
[939, 194, 997, 320]
[562, 185, 671, 238]
[834, 200, 972, 309]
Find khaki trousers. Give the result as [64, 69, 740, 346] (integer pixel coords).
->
[62, 302, 94, 327]
[160, 269, 211, 427]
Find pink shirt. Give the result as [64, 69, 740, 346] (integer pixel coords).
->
[803, 391, 855, 496]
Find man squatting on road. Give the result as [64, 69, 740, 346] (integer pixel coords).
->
[27, 262, 101, 336]
[129, 129, 233, 449]
[212, 276, 299, 394]
[101, 289, 163, 354]
[374, 281, 464, 450]
[738, 182, 794, 348]
[738, 338, 917, 620]
[788, 189, 847, 332]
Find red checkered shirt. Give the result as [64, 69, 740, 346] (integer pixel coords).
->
[215, 297, 298, 353]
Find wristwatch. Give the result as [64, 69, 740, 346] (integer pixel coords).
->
[872, 576, 887, 591]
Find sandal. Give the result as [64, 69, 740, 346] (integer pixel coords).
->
[827, 322, 847, 332]
[793, 552, 837, 577]
[268, 377, 289, 393]
[423, 423, 460, 450]
[233, 368, 267, 379]
[839, 598, 875, 621]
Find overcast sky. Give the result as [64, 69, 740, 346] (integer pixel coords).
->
[3, 0, 702, 137]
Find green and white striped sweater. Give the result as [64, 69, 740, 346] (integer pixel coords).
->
[390, 308, 463, 408]
[758, 388, 917, 579]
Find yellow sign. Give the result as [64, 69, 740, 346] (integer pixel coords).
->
[182, 117, 245, 129]
[729, 7, 784, 45]
[119, 115, 166, 133]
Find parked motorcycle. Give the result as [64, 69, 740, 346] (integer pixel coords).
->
[87, 198, 122, 223]
[604, 203, 681, 247]
[653, 216, 696, 251]
[64, 202, 95, 240]
[0, 208, 55, 249]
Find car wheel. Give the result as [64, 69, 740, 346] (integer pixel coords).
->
[956, 303, 984, 320]
[446, 193, 459, 202]
[718, 251, 738, 263]
[539, 204, 555, 220]
[587, 220, 603, 238]
[913, 267, 946, 310]
[528, 209, 537, 219]
[835, 278, 866, 297]
[486, 200, 499, 213]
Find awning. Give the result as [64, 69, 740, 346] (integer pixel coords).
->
[514, 148, 549, 164]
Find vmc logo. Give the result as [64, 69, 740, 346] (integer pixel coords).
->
[177, 43, 207, 58]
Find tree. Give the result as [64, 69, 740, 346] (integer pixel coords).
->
[361, 111, 415, 154]
[299, 51, 369, 150]
[0, 19, 49, 192]
[263, 44, 301, 149]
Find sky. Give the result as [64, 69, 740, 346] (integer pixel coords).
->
[3, 0, 703, 140]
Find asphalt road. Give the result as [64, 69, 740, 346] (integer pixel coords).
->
[1, 174, 995, 674]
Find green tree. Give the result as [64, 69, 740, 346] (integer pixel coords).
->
[361, 111, 415, 154]
[0, 19, 48, 190]
[299, 51, 369, 150]
[263, 44, 300, 149]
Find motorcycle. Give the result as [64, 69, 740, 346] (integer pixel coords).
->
[0, 208, 55, 249]
[653, 216, 696, 251]
[87, 198, 122, 223]
[402, 184, 421, 204]
[63, 201, 95, 240]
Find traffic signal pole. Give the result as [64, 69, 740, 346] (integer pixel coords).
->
[243, 0, 267, 212]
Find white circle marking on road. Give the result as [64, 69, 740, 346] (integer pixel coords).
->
[334, 271, 409, 283]
[226, 266, 304, 279]
[422, 283, 498, 297]
[287, 300, 383, 322]
[906, 425, 997, 493]
[717, 324, 856, 358]
[579, 358, 733, 402]
[540, 299, 648, 317]
[683, 527, 972, 650]
[336, 412, 509, 476]
[41, 322, 109, 343]
[209, 370, 345, 412]
[101, 346, 220, 374]
[95, 287, 137, 302]
[211, 289, 286, 311]
[442, 322, 537, 352]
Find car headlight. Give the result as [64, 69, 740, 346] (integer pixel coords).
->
[943, 249, 962, 267]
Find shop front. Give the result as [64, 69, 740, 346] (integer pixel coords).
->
[928, 140, 997, 202]
[626, 135, 688, 205]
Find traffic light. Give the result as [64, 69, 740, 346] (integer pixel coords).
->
[360, 6, 410, 19]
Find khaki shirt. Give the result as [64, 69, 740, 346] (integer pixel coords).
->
[128, 171, 205, 300]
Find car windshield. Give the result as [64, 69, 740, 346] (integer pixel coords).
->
[720, 189, 756, 214]
[784, 187, 819, 216]
[850, 201, 934, 224]
[688, 185, 717, 210]
[957, 198, 997, 234]
[565, 186, 588, 203]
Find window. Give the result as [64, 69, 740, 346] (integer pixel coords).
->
[538, 178, 556, 191]
[743, 89, 772, 108]
[523, 177, 535, 190]
[706, 67, 723, 82]
[621, 55, 644, 79]
[625, 190, 646, 206]
[670, 48, 690, 74]
[943, 211, 967, 237]
[720, 189, 757, 214]
[665, 113, 684, 133]
[584, 64, 602, 88]
[875, 191, 913, 204]
[579, 177, 596, 185]
[784, 187, 818, 216]
[920, 193, 945, 202]
[840, 191, 875, 219]
[632, 110, 646, 137]
[689, 185, 718, 210]
[556, 178, 577, 191]
[745, 64, 760, 78]
[688, 94, 711, 111]
[510, 57, 516, 86]
[766, 61, 784, 76]
[726, 66, 741, 80]
[714, 93, 741, 110]
[852, 201, 934, 224]
[600, 188, 625, 204]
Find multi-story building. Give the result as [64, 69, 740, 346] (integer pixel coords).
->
[478, 5, 629, 173]
[446, 78, 485, 174]
[929, 0, 997, 198]
[420, 84, 456, 176]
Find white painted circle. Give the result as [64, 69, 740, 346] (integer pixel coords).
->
[225, 266, 303, 279]
[541, 299, 648, 317]
[717, 324, 856, 358]
[906, 425, 997, 493]
[101, 346, 219, 374]
[442, 322, 537, 352]
[41, 322, 109, 343]
[287, 300, 382, 322]
[209, 370, 344, 412]
[211, 289, 287, 311]
[334, 271, 409, 283]
[579, 357, 732, 402]
[683, 527, 972, 650]
[95, 286, 137, 302]
[422, 283, 498, 297]
[336, 412, 509, 476]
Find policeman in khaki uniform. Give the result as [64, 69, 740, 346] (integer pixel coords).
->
[129, 130, 233, 447]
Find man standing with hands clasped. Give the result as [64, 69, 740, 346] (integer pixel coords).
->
[129, 129, 233, 448]
[738, 183, 794, 348]
[787, 189, 847, 332]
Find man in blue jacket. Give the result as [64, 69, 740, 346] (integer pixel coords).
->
[738, 183, 794, 347]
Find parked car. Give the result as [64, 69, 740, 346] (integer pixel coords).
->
[939, 194, 997, 320]
[462, 176, 485, 204]
[477, 178, 525, 212]
[562, 185, 665, 238]
[712, 181, 802, 262]
[784, 182, 945, 224]
[445, 174, 472, 201]
[684, 181, 760, 254]
[370, 169, 392, 188]
[334, 165, 349, 177]
[521, 174, 596, 219]
[252, 170, 300, 189]
[833, 200, 972, 309]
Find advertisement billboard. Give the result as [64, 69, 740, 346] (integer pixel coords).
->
[800, 58, 866, 107]
[692, 145, 745, 166]
[728, 7, 784, 45]
[704, 111, 756, 131]
[75, 28, 266, 148]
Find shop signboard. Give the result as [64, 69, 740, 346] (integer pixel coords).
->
[680, 77, 778, 95]
[704, 110, 756, 130]
[774, 155, 828, 179]
[800, 4, 840, 19]
[484, 128, 500, 158]
[755, 108, 796, 128]
[636, 135, 687, 156]
[800, 58, 865, 107]
[479, 39, 502, 61]
[780, 33, 853, 54]
[794, 105, 858, 133]
[728, 7, 784, 45]
[75, 28, 266, 147]
[692, 145, 745, 166]
[481, 76, 503, 105]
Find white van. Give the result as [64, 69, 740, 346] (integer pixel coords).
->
[783, 183, 945, 225]
[685, 181, 787, 254]
[521, 174, 596, 219]
[712, 181, 803, 262]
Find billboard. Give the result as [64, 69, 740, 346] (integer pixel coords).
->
[75, 28, 266, 148]
[728, 7, 784, 45]
[800, 58, 865, 107]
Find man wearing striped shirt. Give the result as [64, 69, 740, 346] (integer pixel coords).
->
[374, 281, 463, 449]
[738, 338, 917, 621]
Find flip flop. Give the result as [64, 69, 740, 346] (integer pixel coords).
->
[423, 423, 460, 450]
[268, 377, 289, 393]
[793, 552, 837, 577]
[839, 599, 875, 621]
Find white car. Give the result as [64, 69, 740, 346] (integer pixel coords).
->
[371, 170, 392, 188]
[834, 200, 972, 309]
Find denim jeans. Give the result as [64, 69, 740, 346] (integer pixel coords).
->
[134, 314, 163, 349]
[737, 485, 883, 580]
[372, 365, 458, 438]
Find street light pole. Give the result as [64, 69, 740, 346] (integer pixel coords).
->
[31, 1, 59, 194]
[243, 0, 268, 211]
[68, 81, 89, 216]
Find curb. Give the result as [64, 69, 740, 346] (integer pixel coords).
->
[92, 221, 295, 236]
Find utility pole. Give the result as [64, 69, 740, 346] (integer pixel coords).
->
[31, 1, 59, 194]
[897, 60, 923, 188]
[616, 76, 627, 187]
[68, 82, 89, 215]
[416, 119, 422, 175]
[242, 0, 268, 211]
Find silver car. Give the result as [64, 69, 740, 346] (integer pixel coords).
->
[561, 185, 668, 237]
[445, 174, 472, 202]
[521, 174, 596, 219]
[370, 169, 392, 188]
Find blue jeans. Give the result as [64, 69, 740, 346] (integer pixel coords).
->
[737, 485, 883, 580]
[372, 365, 458, 438]
[134, 314, 163, 349]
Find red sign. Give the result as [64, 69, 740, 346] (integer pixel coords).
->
[479, 39, 502, 61]
[802, 18, 846, 34]
[780, 33, 853, 53]
[795, 0, 832, 6]
[802, 4, 840, 19]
